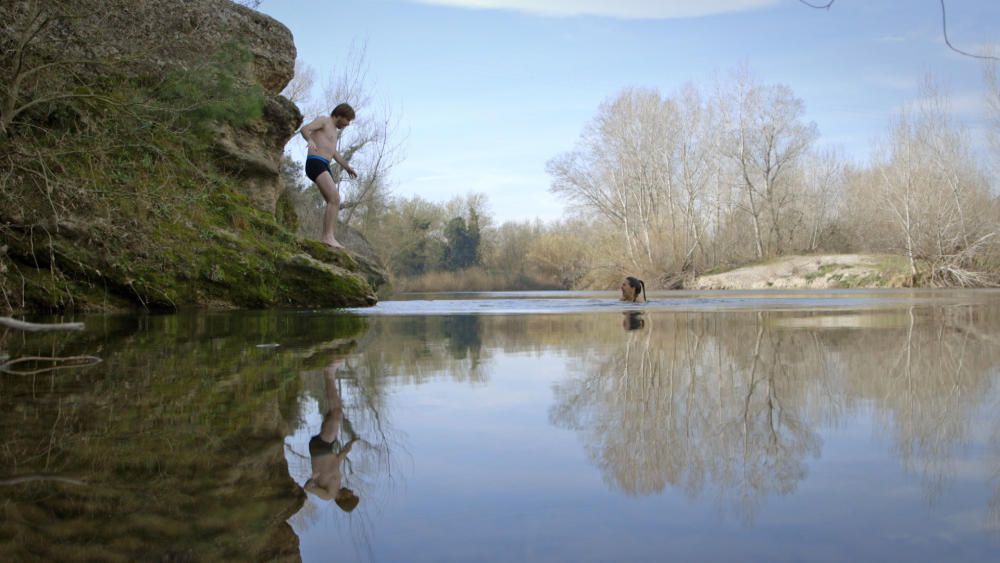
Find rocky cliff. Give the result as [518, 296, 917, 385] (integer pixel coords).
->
[0, 0, 384, 312]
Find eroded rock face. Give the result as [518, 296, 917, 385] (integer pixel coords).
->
[4, 0, 299, 213]
[15, 0, 296, 93]
[214, 95, 302, 213]
[0, 0, 381, 311]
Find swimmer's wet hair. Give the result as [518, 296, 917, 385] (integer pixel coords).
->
[331, 103, 356, 120]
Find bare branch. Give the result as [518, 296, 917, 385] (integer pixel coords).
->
[939, 0, 1000, 61]
[797, 0, 999, 61]
[798, 1, 834, 9]
[1, 355, 102, 375]
[0, 317, 84, 331]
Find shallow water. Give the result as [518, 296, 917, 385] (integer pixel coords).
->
[3, 290, 1000, 561]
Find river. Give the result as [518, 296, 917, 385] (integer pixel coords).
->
[3, 289, 1000, 561]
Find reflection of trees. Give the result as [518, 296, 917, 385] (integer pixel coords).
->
[550, 313, 820, 522]
[292, 308, 1000, 528]
[289, 315, 491, 526]
[353, 316, 487, 384]
[844, 306, 1000, 503]
[548, 306, 1000, 524]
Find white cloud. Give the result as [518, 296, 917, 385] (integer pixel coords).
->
[407, 0, 780, 19]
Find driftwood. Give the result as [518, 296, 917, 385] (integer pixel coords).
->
[0, 317, 85, 332]
[1, 317, 97, 375]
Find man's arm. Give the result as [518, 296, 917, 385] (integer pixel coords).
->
[339, 437, 360, 457]
[330, 150, 358, 179]
[299, 117, 325, 142]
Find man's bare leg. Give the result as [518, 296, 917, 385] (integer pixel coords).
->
[314, 172, 343, 248]
[319, 358, 346, 441]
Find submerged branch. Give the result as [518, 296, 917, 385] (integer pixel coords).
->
[1, 355, 102, 375]
[0, 474, 88, 486]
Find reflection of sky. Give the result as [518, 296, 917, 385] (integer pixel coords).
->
[285, 337, 1000, 562]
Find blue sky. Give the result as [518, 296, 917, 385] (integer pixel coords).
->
[257, 0, 999, 223]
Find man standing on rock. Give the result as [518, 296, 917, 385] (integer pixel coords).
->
[299, 103, 358, 249]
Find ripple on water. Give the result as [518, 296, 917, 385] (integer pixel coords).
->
[344, 289, 997, 316]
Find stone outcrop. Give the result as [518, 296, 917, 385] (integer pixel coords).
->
[214, 95, 303, 213]
[28, 0, 296, 92]
[19, 0, 301, 214]
[0, 0, 385, 312]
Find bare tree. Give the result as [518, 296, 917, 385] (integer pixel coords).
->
[725, 69, 818, 259]
[875, 80, 998, 286]
[986, 58, 1000, 181]
[0, 2, 111, 137]
[547, 88, 678, 273]
[548, 71, 822, 281]
[672, 83, 716, 275]
[799, 149, 843, 252]
[280, 58, 316, 107]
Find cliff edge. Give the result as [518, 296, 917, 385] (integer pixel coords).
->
[0, 0, 383, 312]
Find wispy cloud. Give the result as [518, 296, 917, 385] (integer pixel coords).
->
[896, 92, 987, 118]
[406, 0, 780, 19]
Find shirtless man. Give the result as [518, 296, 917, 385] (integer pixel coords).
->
[299, 103, 359, 248]
[304, 358, 361, 512]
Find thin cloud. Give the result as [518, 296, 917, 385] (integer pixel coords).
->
[896, 92, 987, 118]
[406, 0, 780, 19]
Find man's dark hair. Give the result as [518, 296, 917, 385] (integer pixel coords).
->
[331, 103, 356, 120]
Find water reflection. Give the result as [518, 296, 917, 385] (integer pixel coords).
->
[0, 312, 367, 561]
[548, 306, 1000, 524]
[4, 295, 1000, 561]
[285, 334, 402, 560]
[290, 301, 1000, 552]
[304, 358, 361, 511]
[621, 311, 645, 331]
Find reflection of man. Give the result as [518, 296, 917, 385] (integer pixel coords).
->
[304, 359, 360, 512]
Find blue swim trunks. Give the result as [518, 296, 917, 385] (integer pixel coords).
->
[305, 155, 332, 182]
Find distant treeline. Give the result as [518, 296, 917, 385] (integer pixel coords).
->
[285, 66, 1000, 290]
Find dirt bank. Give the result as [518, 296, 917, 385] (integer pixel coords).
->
[690, 254, 911, 290]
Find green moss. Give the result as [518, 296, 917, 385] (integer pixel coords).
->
[274, 188, 299, 234]
[1, 62, 377, 313]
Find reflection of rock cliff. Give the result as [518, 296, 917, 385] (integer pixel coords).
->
[0, 0, 384, 312]
[0, 312, 368, 561]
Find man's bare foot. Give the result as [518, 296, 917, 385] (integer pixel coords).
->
[322, 238, 345, 249]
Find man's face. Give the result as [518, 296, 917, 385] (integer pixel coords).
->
[334, 116, 352, 129]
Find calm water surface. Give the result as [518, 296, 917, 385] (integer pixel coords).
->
[3, 289, 1000, 562]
